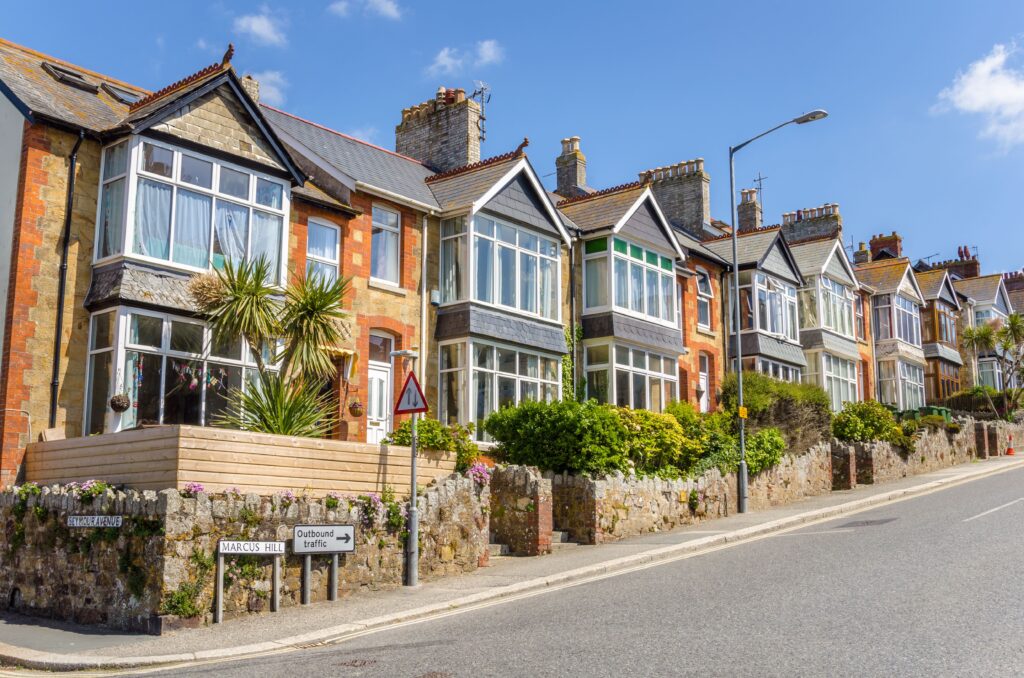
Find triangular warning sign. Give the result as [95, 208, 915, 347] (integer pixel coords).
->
[394, 371, 428, 414]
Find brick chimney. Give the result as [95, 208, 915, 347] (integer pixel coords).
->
[555, 136, 589, 198]
[396, 87, 481, 172]
[868, 231, 903, 260]
[853, 242, 871, 265]
[640, 159, 710, 239]
[930, 245, 981, 279]
[240, 74, 259, 102]
[737, 189, 762, 232]
[1004, 270, 1024, 291]
[780, 203, 842, 244]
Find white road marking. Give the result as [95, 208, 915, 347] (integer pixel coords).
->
[963, 498, 1024, 522]
[772, 528, 855, 537]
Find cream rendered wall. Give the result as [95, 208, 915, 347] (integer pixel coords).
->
[0, 96, 26, 374]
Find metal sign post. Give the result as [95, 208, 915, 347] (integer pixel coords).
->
[391, 350, 426, 587]
[293, 524, 356, 604]
[214, 540, 285, 624]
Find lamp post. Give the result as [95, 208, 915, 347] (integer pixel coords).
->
[391, 348, 420, 585]
[729, 109, 828, 514]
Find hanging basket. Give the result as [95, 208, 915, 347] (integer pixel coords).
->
[348, 400, 364, 418]
[109, 393, 131, 413]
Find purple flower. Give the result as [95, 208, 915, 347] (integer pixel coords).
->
[467, 463, 491, 485]
[182, 482, 205, 497]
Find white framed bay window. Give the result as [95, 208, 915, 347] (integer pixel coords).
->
[584, 342, 678, 412]
[84, 307, 277, 435]
[732, 271, 798, 341]
[823, 353, 857, 411]
[95, 137, 290, 283]
[583, 237, 676, 328]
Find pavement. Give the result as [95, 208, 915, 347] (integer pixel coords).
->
[1, 455, 1022, 674]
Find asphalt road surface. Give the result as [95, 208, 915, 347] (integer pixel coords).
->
[149, 467, 1024, 677]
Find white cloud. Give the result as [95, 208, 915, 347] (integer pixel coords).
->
[937, 42, 1024, 147]
[251, 70, 288, 106]
[427, 47, 464, 76]
[344, 126, 378, 143]
[475, 39, 503, 66]
[365, 0, 401, 19]
[327, 1, 349, 17]
[233, 7, 288, 47]
[196, 37, 210, 51]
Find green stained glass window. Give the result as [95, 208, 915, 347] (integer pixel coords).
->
[613, 238, 627, 254]
[585, 238, 608, 254]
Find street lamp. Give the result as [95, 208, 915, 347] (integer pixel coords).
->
[729, 110, 828, 514]
[390, 348, 421, 585]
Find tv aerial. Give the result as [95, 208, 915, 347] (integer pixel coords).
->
[471, 80, 491, 143]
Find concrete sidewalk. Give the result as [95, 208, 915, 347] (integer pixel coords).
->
[3, 456, 1022, 672]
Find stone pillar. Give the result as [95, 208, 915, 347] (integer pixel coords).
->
[489, 466, 552, 556]
[974, 421, 990, 459]
[831, 443, 857, 490]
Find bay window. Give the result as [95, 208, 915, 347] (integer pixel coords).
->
[696, 269, 713, 330]
[873, 295, 892, 341]
[938, 303, 958, 345]
[95, 138, 289, 284]
[470, 340, 560, 441]
[900, 361, 925, 409]
[821, 277, 854, 337]
[472, 215, 559, 321]
[743, 274, 798, 340]
[584, 237, 676, 327]
[895, 295, 922, 346]
[823, 353, 857, 411]
[757, 358, 802, 383]
[441, 216, 467, 303]
[371, 206, 400, 284]
[979, 359, 1002, 390]
[877, 360, 898, 406]
[584, 343, 677, 411]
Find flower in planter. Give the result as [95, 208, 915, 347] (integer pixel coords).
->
[467, 462, 491, 486]
[182, 482, 205, 498]
[277, 489, 297, 509]
[348, 398, 365, 417]
[325, 491, 342, 510]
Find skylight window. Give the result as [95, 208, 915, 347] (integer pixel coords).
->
[101, 82, 142, 105]
[41, 62, 98, 92]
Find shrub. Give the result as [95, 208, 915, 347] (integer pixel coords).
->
[483, 399, 627, 475]
[617, 408, 697, 476]
[720, 372, 831, 452]
[833, 400, 901, 443]
[386, 417, 479, 472]
[745, 428, 786, 474]
[919, 414, 947, 431]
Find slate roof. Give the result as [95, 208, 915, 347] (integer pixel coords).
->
[729, 333, 808, 367]
[924, 343, 964, 366]
[914, 269, 949, 301]
[0, 37, 147, 133]
[854, 258, 912, 294]
[261, 104, 438, 208]
[1009, 288, 1024, 315]
[672, 227, 730, 267]
[789, 238, 837, 278]
[85, 263, 197, 313]
[702, 228, 780, 267]
[425, 153, 522, 212]
[556, 183, 647, 234]
[953, 275, 1004, 306]
[291, 181, 356, 213]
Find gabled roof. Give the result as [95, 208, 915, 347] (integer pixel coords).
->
[855, 257, 923, 299]
[672, 227, 730, 267]
[425, 151, 522, 211]
[789, 237, 856, 283]
[1009, 288, 1024, 315]
[914, 268, 961, 309]
[702, 228, 803, 284]
[0, 36, 147, 132]
[556, 183, 685, 259]
[262, 104, 438, 209]
[953, 274, 1009, 309]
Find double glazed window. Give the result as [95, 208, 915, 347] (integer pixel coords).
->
[873, 294, 922, 346]
[472, 215, 559, 320]
[900, 361, 925, 410]
[583, 237, 676, 327]
[823, 353, 857, 411]
[306, 219, 340, 283]
[584, 343, 678, 412]
[696, 270, 713, 330]
[757, 358, 801, 383]
[371, 206, 400, 284]
[821, 277, 854, 337]
[97, 139, 288, 283]
[736, 273, 798, 341]
[979, 359, 1003, 390]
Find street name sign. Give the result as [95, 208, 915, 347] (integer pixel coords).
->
[218, 540, 285, 555]
[293, 525, 356, 554]
[394, 371, 428, 414]
[67, 515, 123, 528]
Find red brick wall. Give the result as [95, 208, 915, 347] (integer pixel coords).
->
[678, 256, 727, 412]
[856, 291, 875, 401]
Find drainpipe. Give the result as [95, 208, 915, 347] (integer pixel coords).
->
[419, 214, 429, 383]
[49, 129, 85, 429]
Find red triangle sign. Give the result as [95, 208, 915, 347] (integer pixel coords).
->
[394, 371, 428, 414]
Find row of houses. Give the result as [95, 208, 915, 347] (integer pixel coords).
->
[0, 39, 1017, 488]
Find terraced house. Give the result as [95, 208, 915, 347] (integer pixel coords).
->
[0, 40, 313, 487]
[912, 267, 964, 403]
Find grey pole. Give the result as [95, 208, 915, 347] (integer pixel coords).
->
[725, 109, 829, 515]
[407, 398, 419, 587]
[214, 553, 224, 624]
[301, 554, 311, 605]
[329, 554, 338, 602]
[729, 147, 749, 514]
[271, 554, 281, 612]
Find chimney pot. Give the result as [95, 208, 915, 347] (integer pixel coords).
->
[555, 134, 588, 198]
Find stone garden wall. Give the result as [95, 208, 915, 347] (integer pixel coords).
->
[0, 474, 489, 632]
[488, 466, 552, 556]
[742, 442, 834, 511]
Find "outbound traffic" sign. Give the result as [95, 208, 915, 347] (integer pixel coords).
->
[293, 525, 356, 554]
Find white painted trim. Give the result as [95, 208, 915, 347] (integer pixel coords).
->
[369, 202, 402, 286]
[611, 188, 687, 262]
[469, 157, 572, 245]
[356, 181, 437, 214]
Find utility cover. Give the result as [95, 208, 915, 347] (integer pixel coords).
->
[394, 371, 428, 414]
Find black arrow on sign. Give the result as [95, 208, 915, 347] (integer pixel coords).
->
[336, 533, 351, 543]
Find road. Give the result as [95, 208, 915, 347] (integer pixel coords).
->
[148, 467, 1024, 677]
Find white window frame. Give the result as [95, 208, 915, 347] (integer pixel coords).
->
[823, 353, 858, 411]
[370, 204, 401, 286]
[93, 136, 291, 284]
[820, 276, 854, 338]
[750, 273, 799, 341]
[695, 267, 713, 331]
[439, 215, 468, 303]
[895, 294, 922, 347]
[899, 360, 925, 410]
[756, 357, 802, 383]
[306, 217, 341, 282]
[585, 341, 678, 411]
[595, 236, 677, 329]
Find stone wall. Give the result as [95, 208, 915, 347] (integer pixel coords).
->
[489, 466, 552, 556]
[0, 474, 489, 632]
[743, 442, 834, 511]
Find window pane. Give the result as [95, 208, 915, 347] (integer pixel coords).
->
[373, 206, 399, 230]
[163, 358, 202, 425]
[661, 275, 674, 322]
[440, 343, 464, 370]
[632, 350, 646, 369]
[587, 345, 609, 365]
[614, 257, 629, 308]
[497, 376, 516, 409]
[615, 369, 630, 407]
[543, 383, 559, 403]
[307, 258, 337, 285]
[585, 238, 607, 254]
[219, 166, 250, 199]
[540, 258, 558, 320]
[474, 371, 494, 441]
[142, 143, 173, 177]
[368, 335, 392, 363]
[255, 178, 283, 209]
[615, 346, 630, 365]
[649, 376, 663, 412]
[213, 200, 249, 270]
[307, 221, 338, 261]
[474, 236, 493, 303]
[519, 252, 537, 314]
[497, 348, 517, 374]
[91, 312, 114, 350]
[519, 231, 538, 251]
[252, 211, 282, 283]
[86, 352, 111, 435]
[539, 238, 558, 257]
[630, 263, 644, 313]
[587, 370, 609, 404]
[474, 344, 493, 369]
[129, 314, 162, 347]
[646, 269, 660, 318]
[541, 357, 559, 382]
[632, 373, 646, 409]
[439, 369, 464, 426]
[123, 351, 161, 428]
[211, 332, 242, 360]
[180, 155, 212, 189]
[585, 257, 608, 308]
[371, 225, 399, 283]
[205, 362, 243, 426]
[172, 188, 211, 268]
[520, 381, 539, 402]
[133, 178, 172, 259]
[497, 223, 516, 244]
[99, 177, 125, 258]
[475, 216, 494, 237]
[441, 217, 465, 237]
[170, 321, 203, 353]
[519, 353, 538, 378]
[498, 245, 516, 306]
[103, 142, 128, 180]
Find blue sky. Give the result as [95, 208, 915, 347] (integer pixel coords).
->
[5, 1, 1024, 272]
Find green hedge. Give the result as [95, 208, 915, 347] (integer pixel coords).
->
[720, 371, 831, 453]
[832, 400, 917, 452]
[385, 417, 479, 472]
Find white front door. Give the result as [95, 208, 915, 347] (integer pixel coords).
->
[366, 364, 392, 444]
[698, 353, 710, 413]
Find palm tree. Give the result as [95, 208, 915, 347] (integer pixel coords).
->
[962, 323, 998, 415]
[189, 257, 351, 436]
[962, 314, 1024, 419]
